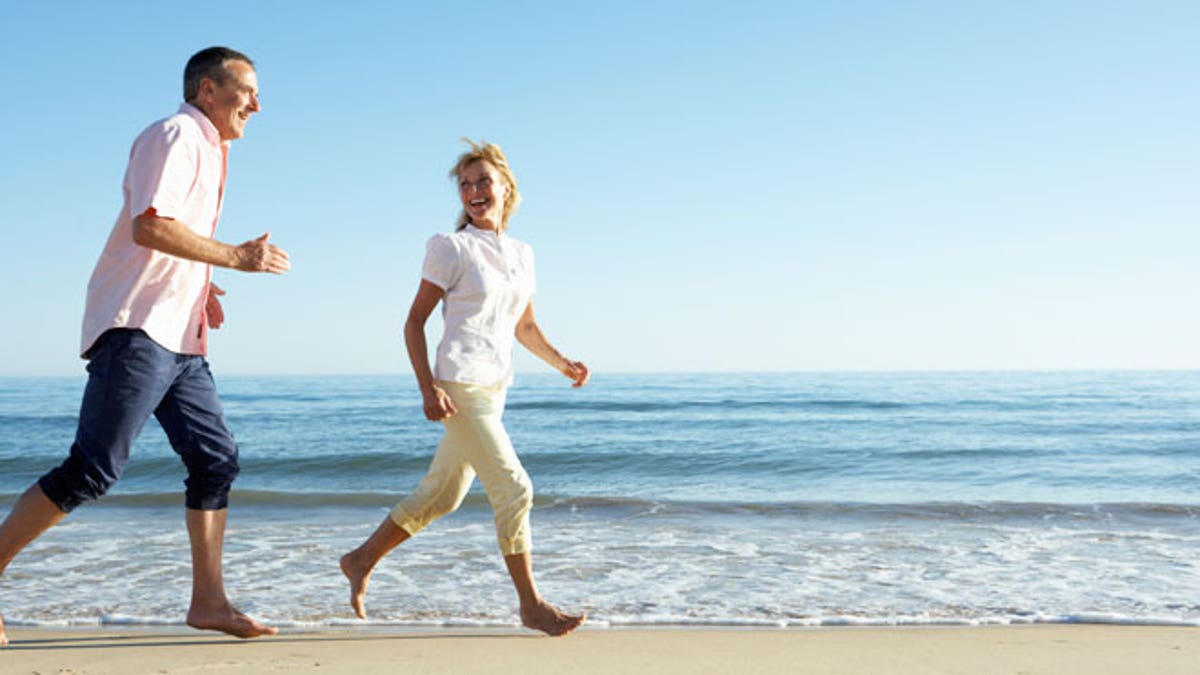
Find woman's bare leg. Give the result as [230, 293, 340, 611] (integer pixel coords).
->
[340, 517, 411, 618]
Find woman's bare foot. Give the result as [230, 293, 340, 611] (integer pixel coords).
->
[1, 612, 8, 647]
[520, 599, 585, 636]
[186, 602, 277, 639]
[340, 551, 372, 619]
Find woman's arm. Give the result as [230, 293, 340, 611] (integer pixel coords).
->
[515, 301, 590, 388]
[404, 280, 457, 420]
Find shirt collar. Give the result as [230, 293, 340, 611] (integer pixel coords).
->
[464, 223, 504, 239]
[177, 102, 224, 148]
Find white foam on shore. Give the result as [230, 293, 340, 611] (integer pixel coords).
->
[7, 614, 1198, 630]
[2, 497, 1198, 631]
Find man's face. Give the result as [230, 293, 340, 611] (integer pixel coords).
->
[200, 60, 260, 141]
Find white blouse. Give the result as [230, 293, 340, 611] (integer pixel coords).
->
[422, 224, 536, 387]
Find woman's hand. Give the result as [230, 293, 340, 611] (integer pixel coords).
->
[515, 302, 590, 388]
[422, 384, 458, 421]
[560, 359, 590, 388]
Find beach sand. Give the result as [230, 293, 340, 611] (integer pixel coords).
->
[0, 625, 1196, 674]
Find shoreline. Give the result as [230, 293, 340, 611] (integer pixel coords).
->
[3, 624, 1197, 674]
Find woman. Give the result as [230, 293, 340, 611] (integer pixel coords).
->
[340, 140, 588, 636]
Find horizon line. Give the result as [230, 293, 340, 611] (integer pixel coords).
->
[2, 367, 1197, 379]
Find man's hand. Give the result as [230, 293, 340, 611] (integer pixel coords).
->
[206, 283, 226, 329]
[234, 233, 290, 273]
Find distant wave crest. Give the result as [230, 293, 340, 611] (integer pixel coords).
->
[505, 398, 910, 413]
[1, 489, 1194, 524]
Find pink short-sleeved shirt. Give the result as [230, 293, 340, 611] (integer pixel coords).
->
[423, 225, 537, 388]
[80, 103, 228, 357]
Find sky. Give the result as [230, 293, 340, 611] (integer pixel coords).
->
[0, 1, 1196, 376]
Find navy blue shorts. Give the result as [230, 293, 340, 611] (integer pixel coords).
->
[38, 329, 240, 512]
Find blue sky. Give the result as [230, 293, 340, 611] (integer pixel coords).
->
[1, 1, 1196, 375]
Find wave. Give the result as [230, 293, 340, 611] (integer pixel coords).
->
[218, 393, 336, 403]
[0, 451, 435, 478]
[4, 394, 1174, 421]
[503, 396, 1177, 414]
[1, 489, 1194, 522]
[504, 398, 912, 413]
[0, 414, 80, 425]
[4, 398, 1173, 423]
[541, 497, 1200, 522]
[7, 612, 1198, 629]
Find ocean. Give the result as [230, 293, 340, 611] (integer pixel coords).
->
[0, 371, 1197, 629]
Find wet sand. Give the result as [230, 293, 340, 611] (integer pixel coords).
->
[1, 624, 1197, 674]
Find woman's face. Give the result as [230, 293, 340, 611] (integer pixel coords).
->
[458, 160, 509, 230]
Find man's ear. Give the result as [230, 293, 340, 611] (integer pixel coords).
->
[198, 77, 216, 103]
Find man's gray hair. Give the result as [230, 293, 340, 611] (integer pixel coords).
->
[183, 46, 254, 102]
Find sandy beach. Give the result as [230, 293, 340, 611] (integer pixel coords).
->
[0, 625, 1195, 674]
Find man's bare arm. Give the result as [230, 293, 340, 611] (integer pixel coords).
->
[132, 212, 290, 273]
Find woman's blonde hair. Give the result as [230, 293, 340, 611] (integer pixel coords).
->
[449, 138, 521, 232]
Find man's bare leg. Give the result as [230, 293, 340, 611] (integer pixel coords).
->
[504, 552, 585, 636]
[340, 517, 410, 618]
[184, 508, 276, 638]
[0, 484, 69, 647]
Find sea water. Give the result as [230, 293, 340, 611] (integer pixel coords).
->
[0, 371, 1197, 628]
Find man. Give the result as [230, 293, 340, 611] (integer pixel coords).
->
[0, 46, 289, 645]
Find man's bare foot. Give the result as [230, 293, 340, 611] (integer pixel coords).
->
[340, 551, 372, 619]
[520, 599, 585, 636]
[186, 602, 277, 639]
[1, 611, 8, 647]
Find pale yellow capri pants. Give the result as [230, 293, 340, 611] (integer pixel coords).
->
[389, 380, 533, 555]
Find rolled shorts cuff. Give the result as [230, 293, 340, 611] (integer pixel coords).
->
[498, 533, 531, 556]
[37, 473, 84, 513]
[185, 485, 233, 510]
[388, 505, 421, 536]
